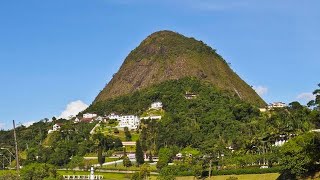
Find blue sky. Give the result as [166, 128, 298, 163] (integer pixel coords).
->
[0, 0, 319, 129]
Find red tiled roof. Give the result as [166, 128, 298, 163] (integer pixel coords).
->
[81, 118, 93, 123]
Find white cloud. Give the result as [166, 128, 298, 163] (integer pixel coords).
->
[23, 121, 36, 128]
[296, 93, 315, 102]
[0, 123, 5, 129]
[253, 86, 268, 96]
[58, 100, 89, 120]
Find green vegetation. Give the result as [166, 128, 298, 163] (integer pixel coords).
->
[94, 30, 265, 107]
[135, 140, 145, 166]
[141, 108, 165, 117]
[20, 163, 62, 180]
[279, 132, 320, 179]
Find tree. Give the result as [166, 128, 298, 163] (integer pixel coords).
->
[135, 140, 144, 166]
[123, 155, 132, 168]
[279, 132, 320, 178]
[124, 127, 132, 141]
[157, 148, 173, 170]
[130, 164, 150, 180]
[308, 83, 320, 109]
[20, 163, 62, 180]
[98, 146, 105, 167]
[68, 156, 84, 172]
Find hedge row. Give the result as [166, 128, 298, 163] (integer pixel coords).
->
[203, 166, 282, 176]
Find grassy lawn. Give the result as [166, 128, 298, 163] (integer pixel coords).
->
[170, 173, 280, 180]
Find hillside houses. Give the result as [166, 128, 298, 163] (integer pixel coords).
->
[74, 113, 105, 124]
[105, 101, 164, 129]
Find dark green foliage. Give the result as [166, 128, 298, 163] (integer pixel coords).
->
[93, 133, 123, 151]
[205, 166, 282, 176]
[308, 83, 320, 109]
[135, 140, 144, 166]
[130, 164, 150, 180]
[20, 163, 62, 180]
[279, 132, 320, 178]
[156, 147, 174, 170]
[97, 146, 105, 166]
[124, 127, 132, 141]
[123, 155, 132, 168]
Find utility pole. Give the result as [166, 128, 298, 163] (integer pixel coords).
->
[13, 120, 19, 172]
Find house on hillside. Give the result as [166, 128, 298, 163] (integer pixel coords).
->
[74, 117, 81, 123]
[81, 118, 94, 123]
[48, 123, 62, 134]
[83, 113, 97, 119]
[150, 101, 163, 110]
[108, 113, 120, 120]
[53, 123, 62, 131]
[118, 115, 140, 130]
[95, 116, 104, 122]
[268, 102, 286, 109]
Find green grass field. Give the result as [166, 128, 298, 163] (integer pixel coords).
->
[171, 173, 280, 180]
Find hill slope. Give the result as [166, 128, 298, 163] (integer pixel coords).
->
[94, 30, 265, 107]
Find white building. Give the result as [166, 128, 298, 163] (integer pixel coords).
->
[150, 102, 163, 110]
[259, 108, 267, 112]
[95, 116, 104, 122]
[53, 123, 61, 131]
[74, 117, 81, 123]
[118, 115, 140, 130]
[48, 123, 62, 134]
[108, 113, 120, 120]
[268, 102, 287, 109]
[141, 116, 162, 120]
[274, 140, 287, 147]
[83, 113, 97, 119]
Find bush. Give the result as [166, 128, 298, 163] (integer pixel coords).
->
[204, 166, 281, 176]
[113, 128, 119, 134]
